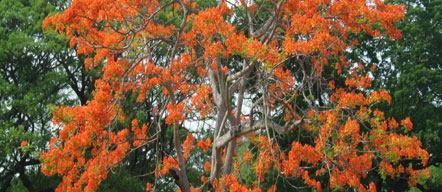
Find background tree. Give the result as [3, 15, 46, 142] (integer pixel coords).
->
[39, 0, 431, 191]
[0, 0, 96, 191]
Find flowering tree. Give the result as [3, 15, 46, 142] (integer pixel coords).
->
[40, 0, 430, 191]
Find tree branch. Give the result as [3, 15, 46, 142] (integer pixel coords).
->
[214, 118, 304, 149]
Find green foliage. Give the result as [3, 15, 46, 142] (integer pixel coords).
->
[0, 0, 82, 191]
[97, 167, 146, 192]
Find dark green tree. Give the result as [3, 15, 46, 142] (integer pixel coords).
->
[0, 0, 95, 191]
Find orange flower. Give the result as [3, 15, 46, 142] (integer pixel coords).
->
[368, 182, 377, 192]
[388, 117, 399, 129]
[204, 161, 211, 173]
[165, 102, 186, 125]
[370, 64, 377, 72]
[145, 183, 152, 192]
[200, 176, 207, 183]
[190, 187, 201, 192]
[160, 156, 178, 177]
[210, 61, 218, 72]
[20, 141, 28, 152]
[20, 140, 28, 147]
[243, 149, 252, 165]
[267, 185, 277, 192]
[183, 133, 195, 160]
[197, 137, 212, 152]
[401, 117, 413, 131]
[221, 66, 228, 75]
[329, 80, 335, 90]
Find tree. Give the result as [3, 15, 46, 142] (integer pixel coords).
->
[40, 0, 431, 191]
[0, 0, 98, 191]
[0, 0, 70, 191]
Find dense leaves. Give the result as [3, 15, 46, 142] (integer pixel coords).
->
[0, 0, 70, 191]
[0, 0, 98, 191]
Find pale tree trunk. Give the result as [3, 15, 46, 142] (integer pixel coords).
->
[207, 1, 285, 188]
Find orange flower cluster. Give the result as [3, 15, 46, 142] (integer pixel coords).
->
[243, 149, 252, 165]
[252, 136, 280, 182]
[220, 174, 262, 192]
[401, 117, 413, 131]
[20, 140, 28, 152]
[20, 140, 28, 147]
[203, 161, 211, 173]
[166, 102, 186, 125]
[40, 80, 131, 192]
[197, 137, 212, 153]
[345, 73, 373, 90]
[191, 85, 213, 117]
[281, 141, 321, 177]
[156, 156, 179, 177]
[302, 170, 321, 192]
[192, 2, 234, 39]
[182, 133, 195, 160]
[131, 119, 149, 147]
[145, 183, 152, 192]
